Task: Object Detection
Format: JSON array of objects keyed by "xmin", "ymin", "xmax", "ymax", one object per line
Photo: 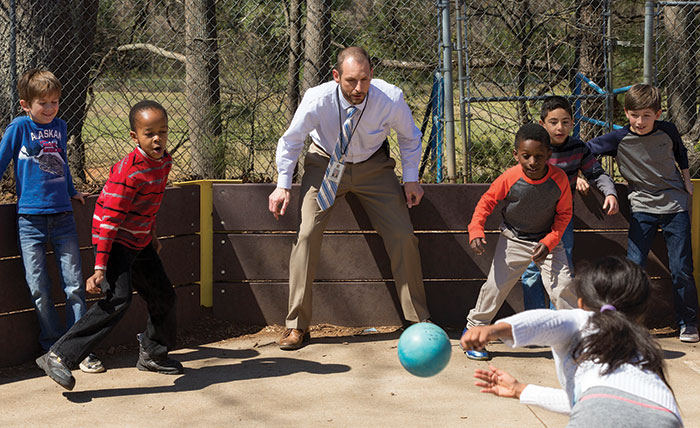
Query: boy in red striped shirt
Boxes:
[
  {"xmin": 463, "ymin": 123, "xmax": 578, "ymax": 361},
  {"xmin": 36, "ymin": 100, "xmax": 181, "ymax": 390}
]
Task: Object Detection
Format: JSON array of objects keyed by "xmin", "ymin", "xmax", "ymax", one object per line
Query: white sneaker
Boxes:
[
  {"xmin": 79, "ymin": 353, "xmax": 106, "ymax": 373},
  {"xmin": 680, "ymin": 325, "xmax": 700, "ymax": 343}
]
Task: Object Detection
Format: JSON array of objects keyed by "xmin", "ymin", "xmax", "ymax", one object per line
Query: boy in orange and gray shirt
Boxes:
[{"xmin": 463, "ymin": 123, "xmax": 578, "ymax": 360}]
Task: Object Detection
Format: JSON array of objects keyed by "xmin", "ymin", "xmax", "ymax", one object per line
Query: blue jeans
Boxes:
[
  {"xmin": 627, "ymin": 211, "xmax": 698, "ymax": 328},
  {"xmin": 18, "ymin": 213, "xmax": 86, "ymax": 350},
  {"xmin": 521, "ymin": 219, "xmax": 574, "ymax": 310}
]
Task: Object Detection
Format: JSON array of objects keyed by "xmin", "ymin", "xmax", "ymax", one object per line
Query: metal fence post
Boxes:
[
  {"xmin": 643, "ymin": 1, "xmax": 656, "ymax": 85},
  {"xmin": 454, "ymin": 0, "xmax": 468, "ymax": 183},
  {"xmin": 9, "ymin": 0, "xmax": 18, "ymax": 111},
  {"xmin": 439, "ymin": 0, "xmax": 456, "ymax": 183}
]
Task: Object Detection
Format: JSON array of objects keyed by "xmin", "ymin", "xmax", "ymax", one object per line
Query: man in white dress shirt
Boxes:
[{"xmin": 268, "ymin": 46, "xmax": 431, "ymax": 350}]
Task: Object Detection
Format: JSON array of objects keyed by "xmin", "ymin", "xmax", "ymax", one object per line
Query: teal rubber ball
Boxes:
[{"xmin": 397, "ymin": 322, "xmax": 452, "ymax": 377}]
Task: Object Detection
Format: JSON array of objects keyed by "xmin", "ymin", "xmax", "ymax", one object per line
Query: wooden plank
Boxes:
[
  {"xmin": 0, "ymin": 258, "xmax": 32, "ymax": 313},
  {"xmin": 212, "ymin": 183, "xmax": 360, "ymax": 232},
  {"xmin": 572, "ymin": 232, "xmax": 670, "ymax": 278},
  {"xmin": 0, "ymin": 250, "xmax": 96, "ymax": 313},
  {"xmin": 410, "ymin": 184, "xmax": 501, "ymax": 230},
  {"xmin": 72, "ymin": 197, "xmax": 98, "ymax": 247},
  {"xmin": 0, "ymin": 312, "xmax": 42, "ymax": 367},
  {"xmin": 212, "ymin": 277, "xmax": 674, "ymax": 330},
  {"xmin": 573, "ymin": 184, "xmax": 630, "ymax": 230},
  {"xmin": 212, "ymin": 183, "xmax": 506, "ymax": 232},
  {"xmin": 159, "ymin": 235, "xmax": 200, "ymax": 286},
  {"xmin": 157, "ymin": 186, "xmax": 200, "ymax": 236},
  {"xmin": 0, "ymin": 204, "xmax": 19, "ymax": 257},
  {"xmin": 212, "ymin": 183, "xmax": 644, "ymax": 232},
  {"xmin": 213, "ymin": 280, "xmax": 521, "ymax": 329},
  {"xmin": 213, "ymin": 233, "xmax": 500, "ymax": 282},
  {"xmin": 212, "ymin": 231, "xmax": 671, "ymax": 282},
  {"xmin": 0, "ymin": 236, "xmax": 198, "ymax": 314},
  {"xmin": 0, "ymin": 284, "xmax": 201, "ymax": 368},
  {"xmin": 0, "ymin": 198, "xmax": 95, "ymax": 256},
  {"xmin": 1, "ymin": 186, "xmax": 198, "ymax": 258}
]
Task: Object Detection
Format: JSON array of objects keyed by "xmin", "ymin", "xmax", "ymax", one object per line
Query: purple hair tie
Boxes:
[{"xmin": 600, "ymin": 304, "xmax": 616, "ymax": 313}]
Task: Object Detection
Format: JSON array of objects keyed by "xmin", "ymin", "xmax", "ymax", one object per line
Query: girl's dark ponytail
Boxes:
[{"xmin": 572, "ymin": 257, "xmax": 670, "ymax": 390}]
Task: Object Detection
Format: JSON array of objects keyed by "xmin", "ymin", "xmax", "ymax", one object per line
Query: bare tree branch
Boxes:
[{"xmin": 116, "ymin": 43, "xmax": 185, "ymax": 62}]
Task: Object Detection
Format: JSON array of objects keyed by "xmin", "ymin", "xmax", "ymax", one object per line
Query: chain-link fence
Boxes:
[
  {"xmin": 1, "ymin": 0, "xmax": 699, "ymax": 196},
  {"xmin": 655, "ymin": 1, "xmax": 700, "ymax": 176},
  {"xmin": 0, "ymin": 0, "xmax": 439, "ymax": 192},
  {"xmin": 458, "ymin": 0, "xmax": 617, "ymax": 183}
]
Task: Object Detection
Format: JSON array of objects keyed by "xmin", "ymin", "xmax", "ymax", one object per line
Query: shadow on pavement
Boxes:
[
  {"xmin": 62, "ymin": 356, "xmax": 351, "ymax": 403},
  {"xmin": 662, "ymin": 349, "xmax": 686, "ymax": 360}
]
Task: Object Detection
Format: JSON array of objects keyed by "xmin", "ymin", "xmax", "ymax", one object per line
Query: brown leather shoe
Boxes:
[{"xmin": 279, "ymin": 328, "xmax": 310, "ymax": 350}]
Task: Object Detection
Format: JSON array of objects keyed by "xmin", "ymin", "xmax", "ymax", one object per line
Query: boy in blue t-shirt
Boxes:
[
  {"xmin": 0, "ymin": 69, "xmax": 104, "ymax": 371},
  {"xmin": 587, "ymin": 83, "xmax": 699, "ymax": 343}
]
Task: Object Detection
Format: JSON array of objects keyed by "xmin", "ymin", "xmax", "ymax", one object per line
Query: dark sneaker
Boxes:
[
  {"xmin": 36, "ymin": 352, "xmax": 75, "ymax": 390},
  {"xmin": 79, "ymin": 353, "xmax": 105, "ymax": 373},
  {"xmin": 136, "ymin": 353, "xmax": 184, "ymax": 374},
  {"xmin": 680, "ymin": 325, "xmax": 700, "ymax": 343},
  {"xmin": 136, "ymin": 334, "xmax": 183, "ymax": 374}
]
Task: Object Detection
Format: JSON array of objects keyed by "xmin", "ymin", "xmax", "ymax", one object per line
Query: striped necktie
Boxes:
[{"xmin": 317, "ymin": 106, "xmax": 358, "ymax": 210}]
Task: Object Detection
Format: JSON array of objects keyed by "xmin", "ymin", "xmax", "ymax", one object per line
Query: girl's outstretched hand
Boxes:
[
  {"xmin": 460, "ymin": 322, "xmax": 513, "ymax": 351},
  {"xmin": 474, "ymin": 365, "xmax": 526, "ymax": 399},
  {"xmin": 460, "ymin": 325, "xmax": 492, "ymax": 351}
]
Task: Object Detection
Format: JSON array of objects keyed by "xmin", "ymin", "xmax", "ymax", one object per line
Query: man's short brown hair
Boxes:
[
  {"xmin": 17, "ymin": 69, "xmax": 62, "ymax": 105},
  {"xmin": 624, "ymin": 83, "xmax": 661, "ymax": 112},
  {"xmin": 335, "ymin": 46, "xmax": 372, "ymax": 76}
]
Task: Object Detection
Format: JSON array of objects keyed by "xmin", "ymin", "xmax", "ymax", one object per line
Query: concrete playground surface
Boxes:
[{"xmin": 0, "ymin": 325, "xmax": 698, "ymax": 428}]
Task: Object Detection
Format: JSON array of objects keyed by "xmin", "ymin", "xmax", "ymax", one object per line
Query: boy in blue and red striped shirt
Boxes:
[
  {"xmin": 521, "ymin": 96, "xmax": 619, "ymax": 310},
  {"xmin": 36, "ymin": 100, "xmax": 182, "ymax": 390}
]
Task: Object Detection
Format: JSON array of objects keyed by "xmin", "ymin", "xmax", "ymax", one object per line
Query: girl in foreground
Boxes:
[{"xmin": 460, "ymin": 256, "xmax": 682, "ymax": 427}]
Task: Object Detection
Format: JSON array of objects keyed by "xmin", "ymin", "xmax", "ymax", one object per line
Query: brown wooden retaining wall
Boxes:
[
  {"xmin": 0, "ymin": 183, "xmax": 675, "ymax": 367},
  {"xmin": 211, "ymin": 183, "xmax": 674, "ymax": 329}
]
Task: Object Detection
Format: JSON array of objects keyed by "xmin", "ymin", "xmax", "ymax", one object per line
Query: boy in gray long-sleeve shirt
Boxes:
[{"xmin": 586, "ymin": 83, "xmax": 699, "ymax": 343}]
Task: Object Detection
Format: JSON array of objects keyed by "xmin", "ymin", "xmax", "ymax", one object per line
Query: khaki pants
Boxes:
[
  {"xmin": 466, "ymin": 228, "xmax": 577, "ymax": 329},
  {"xmin": 286, "ymin": 144, "xmax": 430, "ymax": 329}
]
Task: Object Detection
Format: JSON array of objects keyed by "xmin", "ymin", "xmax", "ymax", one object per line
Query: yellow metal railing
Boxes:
[{"xmin": 174, "ymin": 180, "xmax": 241, "ymax": 307}]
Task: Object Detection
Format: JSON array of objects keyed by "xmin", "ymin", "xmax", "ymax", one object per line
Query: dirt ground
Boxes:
[{"xmin": 1, "ymin": 319, "xmax": 699, "ymax": 428}]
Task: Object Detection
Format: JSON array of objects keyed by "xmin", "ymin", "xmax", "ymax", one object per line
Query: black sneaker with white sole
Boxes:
[
  {"xmin": 680, "ymin": 325, "xmax": 700, "ymax": 343},
  {"xmin": 79, "ymin": 353, "xmax": 106, "ymax": 373},
  {"xmin": 36, "ymin": 352, "xmax": 75, "ymax": 390}
]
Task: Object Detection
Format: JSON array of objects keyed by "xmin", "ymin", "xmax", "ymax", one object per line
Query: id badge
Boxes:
[{"xmin": 327, "ymin": 160, "xmax": 346, "ymax": 184}]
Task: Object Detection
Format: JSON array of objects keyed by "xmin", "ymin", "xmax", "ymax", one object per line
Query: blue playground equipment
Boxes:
[
  {"xmin": 419, "ymin": 71, "xmax": 445, "ymax": 183},
  {"xmin": 573, "ymin": 72, "xmax": 630, "ymax": 139}
]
